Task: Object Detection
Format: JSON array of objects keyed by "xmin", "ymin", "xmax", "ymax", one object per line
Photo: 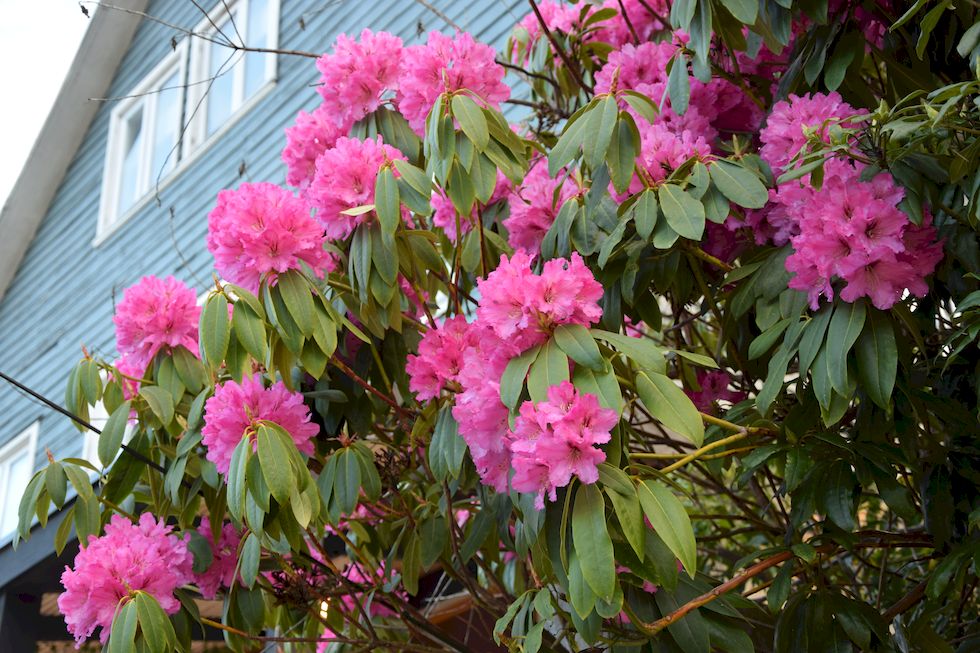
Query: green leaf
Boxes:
[
  {"xmin": 749, "ymin": 317, "xmax": 792, "ymax": 360},
  {"xmin": 239, "ymin": 532, "xmax": 261, "ymax": 588},
  {"xmin": 45, "ymin": 462, "xmax": 67, "ymax": 509},
  {"xmin": 607, "ymin": 114, "xmax": 639, "ymax": 194},
  {"xmin": 451, "ymin": 94, "xmax": 489, "ymax": 150},
  {"xmin": 821, "ymin": 460, "xmax": 856, "ymax": 529},
  {"xmin": 549, "ymin": 101, "xmax": 594, "ymax": 176},
  {"xmin": 374, "ymin": 166, "xmax": 401, "ymax": 235},
  {"xmin": 226, "ymin": 437, "xmax": 250, "ymax": 521},
  {"xmin": 709, "ymin": 160, "xmax": 768, "ymax": 209},
  {"xmin": 430, "ymin": 406, "xmax": 467, "ymax": 481},
  {"xmin": 603, "ymin": 481, "xmax": 645, "ymax": 559},
  {"xmin": 826, "ymin": 300, "xmax": 866, "ymax": 395},
  {"xmin": 666, "ymin": 53, "xmax": 691, "ymax": 115},
  {"xmin": 637, "ymin": 480, "xmax": 697, "ymax": 577},
  {"xmin": 854, "ymin": 310, "xmax": 897, "ymax": 409},
  {"xmin": 720, "ymin": 0, "xmax": 757, "ymax": 23},
  {"xmin": 635, "ymin": 371, "xmax": 704, "ymax": 447},
  {"xmin": 633, "ymin": 189, "xmax": 659, "ymax": 240},
  {"xmin": 98, "ymin": 400, "xmax": 131, "ymax": 467},
  {"xmin": 654, "ymin": 588, "xmax": 709, "ymax": 653},
  {"xmin": 591, "ymin": 329, "xmax": 666, "ymax": 373},
  {"xmin": 527, "ymin": 339, "xmax": 569, "ymax": 404},
  {"xmin": 393, "ymin": 159, "xmax": 432, "ymax": 196},
  {"xmin": 757, "ymin": 318, "xmax": 806, "ymax": 413},
  {"xmin": 659, "ymin": 184, "xmax": 705, "ymax": 240},
  {"xmin": 572, "ymin": 484, "xmax": 616, "ymax": 599},
  {"xmin": 233, "ymin": 302, "xmax": 268, "ymax": 363},
  {"xmin": 134, "ymin": 591, "xmax": 177, "ymax": 651},
  {"xmin": 139, "ymin": 386, "xmax": 174, "ymax": 426},
  {"xmin": 572, "ymin": 362, "xmax": 624, "ymax": 416},
  {"xmin": 798, "ymin": 303, "xmax": 833, "ymax": 378},
  {"xmin": 199, "ymin": 293, "xmax": 230, "ymax": 371},
  {"xmin": 500, "ymin": 346, "xmax": 540, "ymax": 411},
  {"xmin": 335, "ymin": 448, "xmax": 362, "ymax": 515},
  {"xmin": 256, "ymin": 425, "xmax": 295, "ymax": 505},
  {"xmin": 276, "ymin": 271, "xmax": 315, "ymax": 337},
  {"xmin": 108, "ymin": 600, "xmax": 139, "ymax": 653},
  {"xmin": 585, "ymin": 95, "xmax": 619, "ymax": 170},
  {"xmin": 567, "ymin": 550, "xmax": 596, "ymax": 619},
  {"xmin": 554, "ymin": 324, "xmax": 604, "ymax": 371},
  {"xmin": 171, "ymin": 345, "xmax": 206, "ymax": 393},
  {"xmin": 769, "ymin": 562, "xmax": 793, "ymax": 613},
  {"xmin": 402, "ymin": 533, "xmax": 422, "ymax": 595}
]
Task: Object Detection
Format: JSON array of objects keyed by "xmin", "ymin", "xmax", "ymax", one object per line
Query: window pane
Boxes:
[
  {"xmin": 207, "ymin": 17, "xmax": 236, "ymax": 135},
  {"xmin": 1, "ymin": 451, "xmax": 33, "ymax": 538},
  {"xmin": 150, "ymin": 71, "xmax": 181, "ymax": 181},
  {"xmin": 244, "ymin": 0, "xmax": 270, "ymax": 98},
  {"xmin": 117, "ymin": 107, "xmax": 144, "ymax": 215}
]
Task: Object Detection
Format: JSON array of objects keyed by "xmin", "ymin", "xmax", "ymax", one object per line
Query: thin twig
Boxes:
[{"xmin": 527, "ymin": 0, "xmax": 592, "ymax": 93}]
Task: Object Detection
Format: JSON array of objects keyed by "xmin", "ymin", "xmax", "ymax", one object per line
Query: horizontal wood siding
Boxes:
[{"xmin": 0, "ymin": 0, "xmax": 525, "ymax": 475}]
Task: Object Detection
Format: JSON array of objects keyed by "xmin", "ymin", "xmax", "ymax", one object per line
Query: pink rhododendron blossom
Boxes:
[
  {"xmin": 406, "ymin": 315, "xmax": 482, "ymax": 400},
  {"xmin": 307, "ymin": 136, "xmax": 406, "ymax": 240},
  {"xmin": 58, "ymin": 514, "xmax": 193, "ymax": 646},
  {"xmin": 771, "ymin": 161, "xmax": 943, "ymax": 309},
  {"xmin": 282, "ymin": 104, "xmax": 350, "ymax": 191},
  {"xmin": 398, "ymin": 32, "xmax": 509, "ymax": 133},
  {"xmin": 687, "ymin": 371, "xmax": 745, "ymax": 413},
  {"xmin": 477, "ymin": 251, "xmax": 603, "ymax": 350},
  {"xmin": 627, "ymin": 122, "xmax": 709, "ymax": 193},
  {"xmin": 315, "ymin": 30, "xmax": 404, "ymax": 127},
  {"xmin": 759, "ymin": 92, "xmax": 860, "ymax": 171},
  {"xmin": 113, "ymin": 275, "xmax": 200, "ymax": 373},
  {"xmin": 201, "ymin": 374, "xmax": 319, "ymax": 474},
  {"xmin": 112, "ymin": 354, "xmax": 145, "ymax": 401},
  {"xmin": 194, "ymin": 518, "xmax": 242, "ymax": 600},
  {"xmin": 504, "ymin": 160, "xmax": 581, "ymax": 252},
  {"xmin": 207, "ymin": 182, "xmax": 335, "ymax": 294},
  {"xmin": 511, "ymin": 382, "xmax": 617, "ymax": 508}
]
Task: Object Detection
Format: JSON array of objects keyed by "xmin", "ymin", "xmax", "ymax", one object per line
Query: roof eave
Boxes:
[{"xmin": 0, "ymin": 0, "xmax": 149, "ymax": 303}]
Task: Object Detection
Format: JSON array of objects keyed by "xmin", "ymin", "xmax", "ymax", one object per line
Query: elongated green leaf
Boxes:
[
  {"xmin": 139, "ymin": 386, "xmax": 174, "ymax": 426},
  {"xmin": 709, "ymin": 160, "xmax": 768, "ymax": 209},
  {"xmin": 256, "ymin": 425, "xmax": 295, "ymax": 504},
  {"xmin": 108, "ymin": 600, "xmax": 139, "ymax": 653},
  {"xmin": 637, "ymin": 480, "xmax": 697, "ymax": 577},
  {"xmin": 45, "ymin": 462, "xmax": 67, "ymax": 509},
  {"xmin": 798, "ymin": 303, "xmax": 833, "ymax": 378},
  {"xmin": 826, "ymin": 300, "xmax": 866, "ymax": 395},
  {"xmin": 635, "ymin": 371, "xmax": 704, "ymax": 446},
  {"xmin": 854, "ymin": 310, "xmax": 897, "ymax": 409},
  {"xmin": 233, "ymin": 302, "xmax": 268, "ymax": 363},
  {"xmin": 451, "ymin": 94, "xmax": 489, "ymax": 150},
  {"xmin": 666, "ymin": 53, "xmax": 690, "ymax": 115},
  {"xmin": 720, "ymin": 0, "xmax": 757, "ymax": 23},
  {"xmin": 585, "ymin": 95, "xmax": 619, "ymax": 170},
  {"xmin": 603, "ymin": 480, "xmax": 644, "ymax": 559},
  {"xmin": 500, "ymin": 345, "xmax": 539, "ymax": 411},
  {"xmin": 276, "ymin": 271, "xmax": 315, "ymax": 337},
  {"xmin": 98, "ymin": 401, "xmax": 131, "ymax": 467},
  {"xmin": 572, "ymin": 484, "xmax": 616, "ymax": 599},
  {"xmin": 633, "ymin": 189, "xmax": 659, "ymax": 240},
  {"xmin": 591, "ymin": 329, "xmax": 666, "ymax": 373},
  {"xmin": 199, "ymin": 293, "xmax": 230, "ymax": 371},
  {"xmin": 549, "ymin": 101, "xmax": 595, "ymax": 176},
  {"xmin": 375, "ymin": 166, "xmax": 401, "ymax": 235},
  {"xmin": 527, "ymin": 340, "xmax": 569, "ymax": 403},
  {"xmin": 607, "ymin": 114, "xmax": 638, "ymax": 194},
  {"xmin": 659, "ymin": 184, "xmax": 705, "ymax": 240},
  {"xmin": 554, "ymin": 324, "xmax": 603, "ymax": 371},
  {"xmin": 226, "ymin": 437, "xmax": 250, "ymax": 521},
  {"xmin": 402, "ymin": 532, "xmax": 422, "ymax": 595},
  {"xmin": 134, "ymin": 591, "xmax": 177, "ymax": 651},
  {"xmin": 239, "ymin": 532, "xmax": 261, "ymax": 588},
  {"xmin": 572, "ymin": 362, "xmax": 624, "ymax": 416},
  {"xmin": 430, "ymin": 406, "xmax": 467, "ymax": 481}
]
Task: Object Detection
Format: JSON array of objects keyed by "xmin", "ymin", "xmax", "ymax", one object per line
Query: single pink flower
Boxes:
[
  {"xmin": 113, "ymin": 275, "xmax": 200, "ymax": 373},
  {"xmin": 207, "ymin": 182, "xmax": 335, "ymax": 294},
  {"xmin": 282, "ymin": 104, "xmax": 350, "ymax": 191},
  {"xmin": 316, "ymin": 30, "xmax": 404, "ymax": 127}
]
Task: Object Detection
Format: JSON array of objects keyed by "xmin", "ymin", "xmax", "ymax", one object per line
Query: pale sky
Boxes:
[{"xmin": 0, "ymin": 1, "xmax": 90, "ymax": 205}]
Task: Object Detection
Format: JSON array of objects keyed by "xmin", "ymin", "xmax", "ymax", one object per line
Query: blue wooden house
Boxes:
[{"xmin": 0, "ymin": 0, "xmax": 521, "ymax": 648}]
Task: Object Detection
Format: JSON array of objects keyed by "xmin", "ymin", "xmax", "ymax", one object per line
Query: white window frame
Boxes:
[
  {"xmin": 96, "ymin": 39, "xmax": 189, "ymax": 242},
  {"xmin": 184, "ymin": 0, "xmax": 281, "ymax": 153},
  {"xmin": 0, "ymin": 421, "xmax": 39, "ymax": 540}
]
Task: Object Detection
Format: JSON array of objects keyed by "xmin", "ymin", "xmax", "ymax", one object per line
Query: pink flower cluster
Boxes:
[
  {"xmin": 750, "ymin": 93, "xmax": 944, "ymax": 310},
  {"xmin": 194, "ymin": 517, "xmax": 242, "ymax": 600},
  {"xmin": 58, "ymin": 514, "xmax": 193, "ymax": 646},
  {"xmin": 477, "ymin": 251, "xmax": 603, "ymax": 350},
  {"xmin": 316, "ymin": 29, "xmax": 404, "ymax": 127},
  {"xmin": 306, "ymin": 136, "xmax": 406, "ymax": 240},
  {"xmin": 282, "ymin": 104, "xmax": 349, "ymax": 191},
  {"xmin": 398, "ymin": 32, "xmax": 509, "ymax": 133},
  {"xmin": 503, "ymin": 160, "xmax": 582, "ymax": 252},
  {"xmin": 759, "ymin": 92, "xmax": 860, "ymax": 172},
  {"xmin": 408, "ymin": 253, "xmax": 610, "ymax": 500},
  {"xmin": 113, "ymin": 275, "xmax": 200, "ymax": 376},
  {"xmin": 201, "ymin": 374, "xmax": 319, "ymax": 474},
  {"xmin": 207, "ymin": 182, "xmax": 335, "ymax": 294},
  {"xmin": 511, "ymin": 381, "xmax": 617, "ymax": 508},
  {"xmin": 629, "ymin": 121, "xmax": 709, "ymax": 192},
  {"xmin": 781, "ymin": 160, "xmax": 943, "ymax": 309}
]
